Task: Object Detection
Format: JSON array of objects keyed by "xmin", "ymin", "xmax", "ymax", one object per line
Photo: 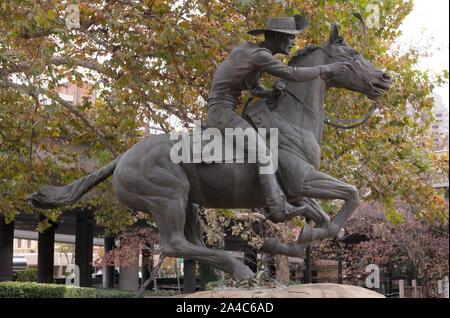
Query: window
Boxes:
[{"xmin": 17, "ymin": 239, "xmax": 22, "ymax": 248}]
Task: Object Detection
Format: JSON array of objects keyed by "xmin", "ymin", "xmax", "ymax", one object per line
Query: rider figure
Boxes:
[{"xmin": 206, "ymin": 15, "xmax": 351, "ymax": 223}]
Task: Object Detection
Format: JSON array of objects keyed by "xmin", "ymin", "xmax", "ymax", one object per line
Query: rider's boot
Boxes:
[{"xmin": 258, "ymin": 172, "xmax": 305, "ymax": 223}]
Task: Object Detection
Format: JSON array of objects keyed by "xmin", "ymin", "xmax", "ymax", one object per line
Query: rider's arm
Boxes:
[{"xmin": 252, "ymin": 48, "xmax": 321, "ymax": 82}]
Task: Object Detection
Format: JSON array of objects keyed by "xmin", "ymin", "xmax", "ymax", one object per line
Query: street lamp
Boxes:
[{"xmin": 337, "ymin": 228, "xmax": 345, "ymax": 284}]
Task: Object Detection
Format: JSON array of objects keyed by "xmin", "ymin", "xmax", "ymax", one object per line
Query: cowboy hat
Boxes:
[{"xmin": 247, "ymin": 15, "xmax": 308, "ymax": 36}]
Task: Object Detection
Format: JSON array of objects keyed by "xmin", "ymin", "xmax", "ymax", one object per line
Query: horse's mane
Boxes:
[{"xmin": 288, "ymin": 44, "xmax": 320, "ymax": 66}]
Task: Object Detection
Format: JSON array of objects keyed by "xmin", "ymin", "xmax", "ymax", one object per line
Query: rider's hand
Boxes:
[
  {"xmin": 320, "ymin": 62, "xmax": 352, "ymax": 80},
  {"xmin": 272, "ymin": 80, "xmax": 287, "ymax": 99}
]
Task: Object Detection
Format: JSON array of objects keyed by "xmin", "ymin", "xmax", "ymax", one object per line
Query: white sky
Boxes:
[{"xmin": 396, "ymin": 0, "xmax": 449, "ymax": 109}]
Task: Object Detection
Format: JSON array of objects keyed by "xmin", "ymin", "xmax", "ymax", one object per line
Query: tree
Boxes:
[
  {"xmin": 97, "ymin": 220, "xmax": 160, "ymax": 274},
  {"xmin": 0, "ymin": 1, "xmax": 447, "ymax": 237},
  {"xmin": 312, "ymin": 201, "xmax": 449, "ymax": 295},
  {"xmin": 55, "ymin": 242, "xmax": 75, "ymax": 266}
]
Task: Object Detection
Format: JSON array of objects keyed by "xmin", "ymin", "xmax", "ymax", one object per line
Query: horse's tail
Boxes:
[{"xmin": 28, "ymin": 156, "xmax": 121, "ymax": 209}]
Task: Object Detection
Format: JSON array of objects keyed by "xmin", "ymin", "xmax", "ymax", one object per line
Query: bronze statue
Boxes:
[
  {"xmin": 29, "ymin": 15, "xmax": 390, "ymax": 280},
  {"xmin": 206, "ymin": 15, "xmax": 352, "ymax": 224}
]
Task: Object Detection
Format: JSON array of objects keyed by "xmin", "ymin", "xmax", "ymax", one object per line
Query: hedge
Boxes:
[
  {"xmin": 15, "ymin": 268, "xmax": 38, "ymax": 282},
  {"xmin": 0, "ymin": 281, "xmax": 99, "ymax": 298},
  {"xmin": 98, "ymin": 288, "xmax": 179, "ymax": 298},
  {"xmin": 0, "ymin": 281, "xmax": 182, "ymax": 298}
]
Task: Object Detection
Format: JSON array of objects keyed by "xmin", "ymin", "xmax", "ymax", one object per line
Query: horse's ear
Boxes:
[{"xmin": 329, "ymin": 22, "xmax": 340, "ymax": 43}]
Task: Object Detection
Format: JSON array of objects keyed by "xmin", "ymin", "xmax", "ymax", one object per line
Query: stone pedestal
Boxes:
[
  {"xmin": 119, "ymin": 250, "xmax": 139, "ymax": 292},
  {"xmin": 276, "ymin": 255, "xmax": 290, "ymax": 282},
  {"xmin": 175, "ymin": 283, "xmax": 385, "ymax": 298}
]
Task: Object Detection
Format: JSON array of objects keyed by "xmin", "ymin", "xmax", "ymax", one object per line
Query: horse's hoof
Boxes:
[
  {"xmin": 297, "ymin": 223, "xmax": 314, "ymax": 244},
  {"xmin": 289, "ymin": 242, "xmax": 310, "ymax": 257},
  {"xmin": 267, "ymin": 213, "xmax": 283, "ymax": 223},
  {"xmin": 260, "ymin": 238, "xmax": 279, "ymax": 253},
  {"xmin": 233, "ymin": 266, "xmax": 255, "ymax": 281}
]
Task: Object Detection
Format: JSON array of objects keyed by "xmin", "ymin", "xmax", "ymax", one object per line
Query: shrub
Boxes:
[
  {"xmin": 97, "ymin": 288, "xmax": 179, "ymax": 298},
  {"xmin": 64, "ymin": 286, "xmax": 99, "ymax": 298},
  {"xmin": 0, "ymin": 281, "xmax": 181, "ymax": 298},
  {"xmin": 0, "ymin": 282, "xmax": 66, "ymax": 298},
  {"xmin": 0, "ymin": 281, "xmax": 99, "ymax": 298},
  {"xmin": 97, "ymin": 288, "xmax": 137, "ymax": 298},
  {"xmin": 16, "ymin": 268, "xmax": 38, "ymax": 282}
]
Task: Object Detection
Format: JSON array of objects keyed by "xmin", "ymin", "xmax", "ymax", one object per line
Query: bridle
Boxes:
[{"xmin": 284, "ymin": 12, "xmax": 380, "ymax": 130}]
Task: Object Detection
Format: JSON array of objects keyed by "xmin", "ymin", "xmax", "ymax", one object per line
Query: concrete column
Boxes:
[
  {"xmin": 399, "ymin": 279, "xmax": 405, "ymax": 298},
  {"xmin": 183, "ymin": 259, "xmax": 196, "ymax": 294},
  {"xmin": 119, "ymin": 250, "xmax": 139, "ymax": 292},
  {"xmin": 75, "ymin": 209, "xmax": 94, "ymax": 287},
  {"xmin": 102, "ymin": 236, "xmax": 115, "ymax": 288},
  {"xmin": 0, "ymin": 216, "xmax": 14, "ymax": 282},
  {"xmin": 444, "ymin": 276, "xmax": 449, "ymax": 298},
  {"xmin": 438, "ymin": 279, "xmax": 443, "ymax": 296},
  {"xmin": 276, "ymin": 255, "xmax": 290, "ymax": 282},
  {"xmin": 37, "ymin": 217, "xmax": 57, "ymax": 283}
]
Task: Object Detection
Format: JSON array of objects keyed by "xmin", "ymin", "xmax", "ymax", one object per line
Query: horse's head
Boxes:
[{"xmin": 320, "ymin": 22, "xmax": 391, "ymax": 100}]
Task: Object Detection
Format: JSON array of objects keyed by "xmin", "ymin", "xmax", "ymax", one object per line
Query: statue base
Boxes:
[{"xmin": 177, "ymin": 283, "xmax": 385, "ymax": 298}]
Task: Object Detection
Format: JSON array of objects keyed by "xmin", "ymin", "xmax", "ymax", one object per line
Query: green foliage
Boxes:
[
  {"xmin": 15, "ymin": 268, "xmax": 38, "ymax": 282},
  {"xmin": 63, "ymin": 286, "xmax": 100, "ymax": 298},
  {"xmin": 0, "ymin": 281, "xmax": 66, "ymax": 298},
  {"xmin": 0, "ymin": 281, "xmax": 98, "ymax": 298}
]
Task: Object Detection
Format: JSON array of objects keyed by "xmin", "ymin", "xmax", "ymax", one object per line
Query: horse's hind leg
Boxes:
[
  {"xmin": 115, "ymin": 159, "xmax": 254, "ymax": 280},
  {"xmin": 152, "ymin": 198, "xmax": 254, "ymax": 280},
  {"xmin": 184, "ymin": 203, "xmax": 206, "ymax": 249}
]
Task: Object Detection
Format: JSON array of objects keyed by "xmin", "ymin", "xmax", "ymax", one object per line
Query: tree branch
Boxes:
[
  {"xmin": 0, "ymin": 56, "xmax": 112, "ymax": 78},
  {"xmin": 0, "ymin": 80, "xmax": 119, "ymax": 156}
]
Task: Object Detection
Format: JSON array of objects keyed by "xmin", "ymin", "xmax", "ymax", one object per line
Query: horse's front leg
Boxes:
[
  {"xmin": 261, "ymin": 170, "xmax": 359, "ymax": 256},
  {"xmin": 296, "ymin": 170, "xmax": 359, "ymax": 243}
]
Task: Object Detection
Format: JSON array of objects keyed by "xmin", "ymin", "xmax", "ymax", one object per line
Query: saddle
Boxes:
[
  {"xmin": 198, "ymin": 99, "xmax": 274, "ymax": 132},
  {"xmin": 179, "ymin": 99, "xmax": 275, "ymax": 164},
  {"xmin": 242, "ymin": 98, "xmax": 275, "ymax": 132}
]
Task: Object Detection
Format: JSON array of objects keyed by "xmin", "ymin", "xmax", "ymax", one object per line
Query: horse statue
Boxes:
[{"xmin": 28, "ymin": 21, "xmax": 390, "ymax": 280}]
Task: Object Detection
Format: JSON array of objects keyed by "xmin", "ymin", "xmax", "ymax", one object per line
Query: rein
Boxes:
[
  {"xmin": 283, "ymin": 49, "xmax": 380, "ymax": 130},
  {"xmin": 284, "ymin": 86, "xmax": 379, "ymax": 130},
  {"xmin": 283, "ymin": 26, "xmax": 379, "ymax": 130}
]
